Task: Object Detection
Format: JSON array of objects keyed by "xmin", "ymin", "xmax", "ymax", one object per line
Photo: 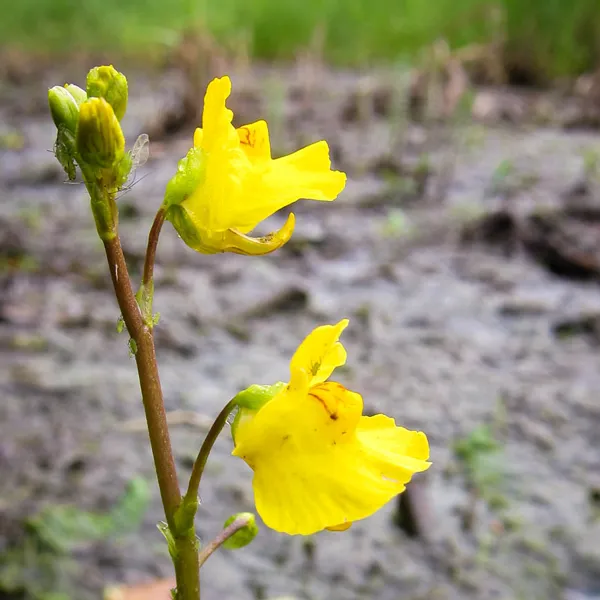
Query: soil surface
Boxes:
[{"xmin": 1, "ymin": 64, "xmax": 600, "ymax": 600}]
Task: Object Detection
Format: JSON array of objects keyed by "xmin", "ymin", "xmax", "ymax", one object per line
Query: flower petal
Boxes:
[
  {"xmin": 169, "ymin": 207, "xmax": 295, "ymax": 255},
  {"xmin": 233, "ymin": 382, "xmax": 362, "ymax": 461},
  {"xmin": 307, "ymin": 382, "xmax": 362, "ymax": 435},
  {"xmin": 200, "ymin": 76, "xmax": 237, "ymax": 151},
  {"xmin": 220, "ymin": 213, "xmax": 295, "ymax": 255},
  {"xmin": 247, "ymin": 406, "xmax": 429, "ymax": 535},
  {"xmin": 357, "ymin": 414, "xmax": 430, "ymax": 461},
  {"xmin": 184, "ymin": 144, "xmax": 249, "ymax": 231},
  {"xmin": 183, "ymin": 77, "xmax": 252, "ymax": 231},
  {"xmin": 356, "ymin": 415, "xmax": 431, "ymax": 481},
  {"xmin": 237, "ymin": 120, "xmax": 271, "ymax": 162},
  {"xmin": 289, "ymin": 320, "xmax": 348, "ymax": 391},
  {"xmin": 222, "ymin": 140, "xmax": 346, "ymax": 233},
  {"xmin": 193, "ymin": 127, "xmax": 203, "ymax": 148},
  {"xmin": 327, "ymin": 522, "xmax": 352, "ymax": 532},
  {"xmin": 271, "ymin": 141, "xmax": 346, "ymax": 200}
]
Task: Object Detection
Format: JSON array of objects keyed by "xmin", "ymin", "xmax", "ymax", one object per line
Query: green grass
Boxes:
[
  {"xmin": 502, "ymin": 0, "xmax": 600, "ymax": 79},
  {"xmin": 0, "ymin": 0, "xmax": 599, "ymax": 78}
]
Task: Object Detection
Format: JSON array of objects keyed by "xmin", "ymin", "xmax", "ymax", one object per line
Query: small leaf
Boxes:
[
  {"xmin": 157, "ymin": 522, "xmax": 177, "ymax": 560},
  {"xmin": 54, "ymin": 126, "xmax": 77, "ymax": 181},
  {"xmin": 128, "ymin": 338, "xmax": 137, "ymax": 357},
  {"xmin": 116, "ymin": 315, "xmax": 125, "ymax": 333}
]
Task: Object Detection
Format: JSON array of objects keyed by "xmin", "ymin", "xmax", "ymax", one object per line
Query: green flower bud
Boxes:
[
  {"xmin": 222, "ymin": 513, "xmax": 258, "ymax": 549},
  {"xmin": 76, "ymin": 97, "xmax": 125, "ymax": 168},
  {"xmin": 64, "ymin": 84, "xmax": 87, "ymax": 107},
  {"xmin": 48, "ymin": 86, "xmax": 80, "ymax": 133},
  {"xmin": 86, "ymin": 65, "xmax": 128, "ymax": 121}
]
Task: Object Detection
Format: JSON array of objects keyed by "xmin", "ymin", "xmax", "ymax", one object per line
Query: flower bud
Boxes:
[
  {"xmin": 76, "ymin": 97, "xmax": 125, "ymax": 168},
  {"xmin": 48, "ymin": 86, "xmax": 80, "ymax": 133},
  {"xmin": 64, "ymin": 84, "xmax": 87, "ymax": 106},
  {"xmin": 86, "ymin": 65, "xmax": 128, "ymax": 121},
  {"xmin": 222, "ymin": 513, "xmax": 258, "ymax": 549}
]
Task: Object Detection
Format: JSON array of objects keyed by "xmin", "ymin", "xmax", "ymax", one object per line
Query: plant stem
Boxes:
[
  {"xmin": 174, "ymin": 534, "xmax": 201, "ymax": 598},
  {"xmin": 104, "ymin": 226, "xmax": 201, "ymax": 599},
  {"xmin": 103, "ymin": 234, "xmax": 181, "ymax": 527},
  {"xmin": 143, "ymin": 207, "xmax": 166, "ymax": 289},
  {"xmin": 184, "ymin": 400, "xmax": 237, "ymax": 507},
  {"xmin": 197, "ymin": 515, "xmax": 252, "ymax": 568}
]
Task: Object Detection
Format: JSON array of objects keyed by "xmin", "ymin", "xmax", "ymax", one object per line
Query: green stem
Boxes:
[
  {"xmin": 137, "ymin": 207, "xmax": 166, "ymax": 326},
  {"xmin": 143, "ymin": 207, "xmax": 166, "ymax": 289},
  {"xmin": 103, "ymin": 234, "xmax": 181, "ymax": 526},
  {"xmin": 174, "ymin": 534, "xmax": 201, "ymax": 598},
  {"xmin": 184, "ymin": 400, "xmax": 237, "ymax": 508},
  {"xmin": 102, "ymin": 202, "xmax": 200, "ymax": 599},
  {"xmin": 197, "ymin": 515, "xmax": 252, "ymax": 568}
]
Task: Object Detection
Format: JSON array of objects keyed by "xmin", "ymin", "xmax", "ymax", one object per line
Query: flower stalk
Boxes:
[
  {"xmin": 138, "ymin": 207, "xmax": 166, "ymax": 326},
  {"xmin": 143, "ymin": 207, "xmax": 166, "ymax": 291},
  {"xmin": 197, "ymin": 514, "xmax": 256, "ymax": 568},
  {"xmin": 182, "ymin": 400, "xmax": 238, "ymax": 518},
  {"xmin": 101, "ymin": 189, "xmax": 199, "ymax": 599}
]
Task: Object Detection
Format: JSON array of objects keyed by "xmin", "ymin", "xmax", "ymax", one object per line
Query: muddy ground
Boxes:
[{"xmin": 1, "ymin": 64, "xmax": 600, "ymax": 600}]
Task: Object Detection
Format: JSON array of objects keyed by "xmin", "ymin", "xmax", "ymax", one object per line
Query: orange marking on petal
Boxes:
[
  {"xmin": 309, "ymin": 389, "xmax": 339, "ymax": 420},
  {"xmin": 238, "ymin": 126, "xmax": 255, "ymax": 148}
]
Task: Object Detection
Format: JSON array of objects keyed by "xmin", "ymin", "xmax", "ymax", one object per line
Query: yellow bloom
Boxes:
[
  {"xmin": 232, "ymin": 320, "xmax": 431, "ymax": 535},
  {"xmin": 164, "ymin": 76, "xmax": 346, "ymax": 255}
]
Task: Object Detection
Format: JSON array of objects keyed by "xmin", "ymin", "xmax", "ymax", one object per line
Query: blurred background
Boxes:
[{"xmin": 1, "ymin": 1, "xmax": 600, "ymax": 599}]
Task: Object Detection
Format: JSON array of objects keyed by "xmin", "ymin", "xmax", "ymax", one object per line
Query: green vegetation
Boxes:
[
  {"xmin": 454, "ymin": 424, "xmax": 507, "ymax": 507},
  {"xmin": 0, "ymin": 478, "xmax": 149, "ymax": 600},
  {"xmin": 0, "ymin": 0, "xmax": 598, "ymax": 79}
]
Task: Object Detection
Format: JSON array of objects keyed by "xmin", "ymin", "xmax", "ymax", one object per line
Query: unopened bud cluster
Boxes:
[
  {"xmin": 48, "ymin": 65, "xmax": 129, "ymax": 180},
  {"xmin": 48, "ymin": 65, "xmax": 135, "ymax": 239}
]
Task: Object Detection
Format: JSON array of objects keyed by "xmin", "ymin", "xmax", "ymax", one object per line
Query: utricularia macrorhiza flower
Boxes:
[
  {"xmin": 232, "ymin": 320, "xmax": 431, "ymax": 535},
  {"xmin": 163, "ymin": 76, "xmax": 346, "ymax": 255}
]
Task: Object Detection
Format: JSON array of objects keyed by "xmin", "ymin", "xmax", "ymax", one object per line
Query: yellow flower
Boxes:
[
  {"xmin": 163, "ymin": 76, "xmax": 346, "ymax": 255},
  {"xmin": 232, "ymin": 320, "xmax": 431, "ymax": 535}
]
